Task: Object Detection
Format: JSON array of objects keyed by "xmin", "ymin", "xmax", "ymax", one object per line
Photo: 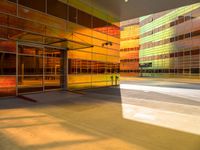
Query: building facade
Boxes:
[
  {"xmin": 0, "ymin": 0, "xmax": 120, "ymax": 97},
  {"xmin": 120, "ymin": 3, "xmax": 200, "ymax": 78},
  {"xmin": 120, "ymin": 19, "xmax": 140, "ymax": 76}
]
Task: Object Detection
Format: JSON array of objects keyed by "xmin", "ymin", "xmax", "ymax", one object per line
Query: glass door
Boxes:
[
  {"xmin": 18, "ymin": 44, "xmax": 43, "ymax": 94},
  {"xmin": 17, "ymin": 43, "xmax": 66, "ymax": 95}
]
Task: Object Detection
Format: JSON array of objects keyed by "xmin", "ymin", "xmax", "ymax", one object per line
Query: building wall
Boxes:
[
  {"xmin": 0, "ymin": 0, "xmax": 120, "ymax": 97},
  {"xmin": 120, "ymin": 19, "xmax": 140, "ymax": 77},
  {"xmin": 120, "ymin": 3, "xmax": 200, "ymax": 78}
]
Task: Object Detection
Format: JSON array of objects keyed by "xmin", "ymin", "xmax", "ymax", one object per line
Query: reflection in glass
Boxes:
[
  {"xmin": 44, "ymin": 75, "xmax": 61, "ymax": 90},
  {"xmin": 0, "ymin": 40, "xmax": 16, "ymax": 53},
  {"xmin": 0, "ymin": 0, "xmax": 120, "ymax": 94},
  {"xmin": 18, "ymin": 0, "xmax": 46, "ymax": 12},
  {"xmin": 18, "ymin": 55, "xmax": 43, "ymax": 75},
  {"xmin": 0, "ymin": 52, "xmax": 16, "ymax": 75},
  {"xmin": 44, "ymin": 48, "xmax": 62, "ymax": 90},
  {"xmin": 18, "ymin": 45, "xmax": 43, "ymax": 76},
  {"xmin": 44, "ymin": 48, "xmax": 62, "ymax": 75},
  {"xmin": 0, "ymin": 76, "xmax": 16, "ymax": 97},
  {"xmin": 18, "ymin": 76, "xmax": 43, "ymax": 94}
]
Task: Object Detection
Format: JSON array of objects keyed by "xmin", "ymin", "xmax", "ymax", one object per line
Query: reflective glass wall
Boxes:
[
  {"xmin": 0, "ymin": 0, "xmax": 120, "ymax": 97},
  {"xmin": 120, "ymin": 3, "xmax": 200, "ymax": 78}
]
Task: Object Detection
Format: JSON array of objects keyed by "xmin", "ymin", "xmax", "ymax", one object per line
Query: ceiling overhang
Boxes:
[{"xmin": 89, "ymin": 0, "xmax": 200, "ymax": 21}]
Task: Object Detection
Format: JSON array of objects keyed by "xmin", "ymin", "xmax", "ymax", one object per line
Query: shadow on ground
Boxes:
[{"xmin": 0, "ymin": 87, "xmax": 200, "ymax": 150}]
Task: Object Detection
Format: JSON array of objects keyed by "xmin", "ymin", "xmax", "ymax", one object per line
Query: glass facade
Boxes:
[
  {"xmin": 120, "ymin": 3, "xmax": 200, "ymax": 78},
  {"xmin": 0, "ymin": 0, "xmax": 120, "ymax": 97}
]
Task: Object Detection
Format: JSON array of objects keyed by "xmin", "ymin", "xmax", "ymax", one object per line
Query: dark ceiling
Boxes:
[{"xmin": 90, "ymin": 0, "xmax": 200, "ymax": 21}]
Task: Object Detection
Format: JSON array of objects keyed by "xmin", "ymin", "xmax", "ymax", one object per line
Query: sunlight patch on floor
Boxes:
[{"xmin": 120, "ymin": 84, "xmax": 200, "ymax": 102}]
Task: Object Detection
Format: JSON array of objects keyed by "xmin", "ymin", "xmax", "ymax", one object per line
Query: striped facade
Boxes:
[
  {"xmin": 120, "ymin": 19, "xmax": 140, "ymax": 76},
  {"xmin": 121, "ymin": 3, "xmax": 200, "ymax": 78}
]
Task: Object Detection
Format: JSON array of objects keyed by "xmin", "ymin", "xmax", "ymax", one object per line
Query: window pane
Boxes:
[
  {"xmin": 47, "ymin": 0, "xmax": 68, "ymax": 20},
  {"xmin": 78, "ymin": 10, "xmax": 91, "ymax": 28},
  {"xmin": 68, "ymin": 5, "xmax": 77, "ymax": 23},
  {"xmin": 8, "ymin": 16, "xmax": 45, "ymax": 35},
  {"xmin": 44, "ymin": 57, "xmax": 61, "ymax": 75},
  {"xmin": 18, "ymin": 55, "xmax": 43, "ymax": 75},
  {"xmin": 44, "ymin": 48, "xmax": 62, "ymax": 75},
  {"xmin": 93, "ymin": 16, "xmax": 107, "ymax": 28},
  {"xmin": 8, "ymin": 0, "xmax": 17, "ymax": 3},
  {"xmin": 0, "ymin": 0, "xmax": 17, "ymax": 15},
  {"xmin": 0, "ymin": 52, "xmax": 16, "ymax": 75},
  {"xmin": 0, "ymin": 40, "xmax": 16, "ymax": 53},
  {"xmin": 19, "ymin": 45, "xmax": 43, "ymax": 56},
  {"xmin": 44, "ymin": 75, "xmax": 61, "ymax": 90},
  {"xmin": 19, "ymin": 0, "xmax": 46, "ymax": 12},
  {"xmin": 0, "ymin": 26, "xmax": 8, "ymax": 39},
  {"xmin": 0, "ymin": 76, "xmax": 16, "ymax": 97},
  {"xmin": 18, "ymin": 76, "xmax": 43, "ymax": 93},
  {"xmin": 0, "ymin": 13, "xmax": 8, "ymax": 26}
]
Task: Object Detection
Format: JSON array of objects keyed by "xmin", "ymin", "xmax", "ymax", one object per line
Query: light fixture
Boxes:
[{"xmin": 125, "ymin": 0, "xmax": 128, "ymax": 2}]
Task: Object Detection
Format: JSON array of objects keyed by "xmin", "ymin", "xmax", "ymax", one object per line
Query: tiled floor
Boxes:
[{"xmin": 0, "ymin": 78, "xmax": 200, "ymax": 150}]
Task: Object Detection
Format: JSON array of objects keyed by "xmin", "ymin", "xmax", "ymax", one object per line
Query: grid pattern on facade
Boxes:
[{"xmin": 0, "ymin": 0, "xmax": 120, "ymax": 97}]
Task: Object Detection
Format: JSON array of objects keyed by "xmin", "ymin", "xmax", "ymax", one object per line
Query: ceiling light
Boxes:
[{"xmin": 125, "ymin": 0, "xmax": 128, "ymax": 2}]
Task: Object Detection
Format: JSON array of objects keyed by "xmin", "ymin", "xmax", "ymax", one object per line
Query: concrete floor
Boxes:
[{"xmin": 0, "ymin": 78, "xmax": 200, "ymax": 150}]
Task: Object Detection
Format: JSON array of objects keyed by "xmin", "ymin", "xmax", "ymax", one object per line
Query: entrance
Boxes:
[{"xmin": 17, "ymin": 43, "xmax": 67, "ymax": 95}]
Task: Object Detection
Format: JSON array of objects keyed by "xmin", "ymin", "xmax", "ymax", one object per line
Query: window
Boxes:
[
  {"xmin": 170, "ymin": 53, "xmax": 174, "ymax": 58},
  {"xmin": 0, "ymin": 76, "xmax": 16, "ymax": 97},
  {"xmin": 0, "ymin": 27, "xmax": 8, "ymax": 39},
  {"xmin": 93, "ymin": 16, "xmax": 107, "ymax": 28},
  {"xmin": 177, "ymin": 16, "xmax": 184, "ymax": 24},
  {"xmin": 47, "ymin": 0, "xmax": 68, "ymax": 20},
  {"xmin": 191, "ymin": 30, "xmax": 200, "ymax": 37},
  {"xmin": 0, "ymin": 52, "xmax": 16, "ymax": 75},
  {"xmin": 8, "ymin": 0, "xmax": 17, "ymax": 3},
  {"xmin": 0, "ymin": 40, "xmax": 16, "ymax": 53},
  {"xmin": 191, "ymin": 68, "xmax": 199, "ymax": 74},
  {"xmin": 19, "ymin": 0, "xmax": 46, "ymax": 12},
  {"xmin": 178, "ymin": 35, "xmax": 184, "ymax": 40},
  {"xmin": 68, "ymin": 5, "xmax": 77, "ymax": 23},
  {"xmin": 170, "ymin": 21, "xmax": 175, "ymax": 27},
  {"xmin": 78, "ymin": 10, "xmax": 92, "ymax": 28},
  {"xmin": 184, "ymin": 51, "xmax": 190, "ymax": 56},
  {"xmin": 18, "ymin": 55, "xmax": 43, "ymax": 75},
  {"xmin": 184, "ymin": 69, "xmax": 190, "ymax": 73},
  {"xmin": 175, "ymin": 36, "xmax": 178, "ymax": 41},
  {"xmin": 178, "ymin": 69, "xmax": 183, "ymax": 73},
  {"xmin": 170, "ymin": 37, "xmax": 175, "ymax": 42},
  {"xmin": 185, "ymin": 16, "xmax": 191, "ymax": 21},
  {"xmin": 185, "ymin": 33, "xmax": 191, "ymax": 38},
  {"xmin": 177, "ymin": 52, "xmax": 184, "ymax": 57},
  {"xmin": 191, "ymin": 49, "xmax": 200, "ymax": 55}
]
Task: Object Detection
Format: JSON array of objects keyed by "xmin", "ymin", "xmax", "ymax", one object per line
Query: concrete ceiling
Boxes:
[{"xmin": 90, "ymin": 0, "xmax": 200, "ymax": 21}]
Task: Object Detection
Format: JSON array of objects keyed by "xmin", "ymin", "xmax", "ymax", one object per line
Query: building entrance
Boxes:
[{"xmin": 17, "ymin": 43, "xmax": 67, "ymax": 95}]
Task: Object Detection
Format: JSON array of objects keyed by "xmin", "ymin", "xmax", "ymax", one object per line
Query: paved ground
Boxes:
[{"xmin": 0, "ymin": 78, "xmax": 200, "ymax": 150}]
